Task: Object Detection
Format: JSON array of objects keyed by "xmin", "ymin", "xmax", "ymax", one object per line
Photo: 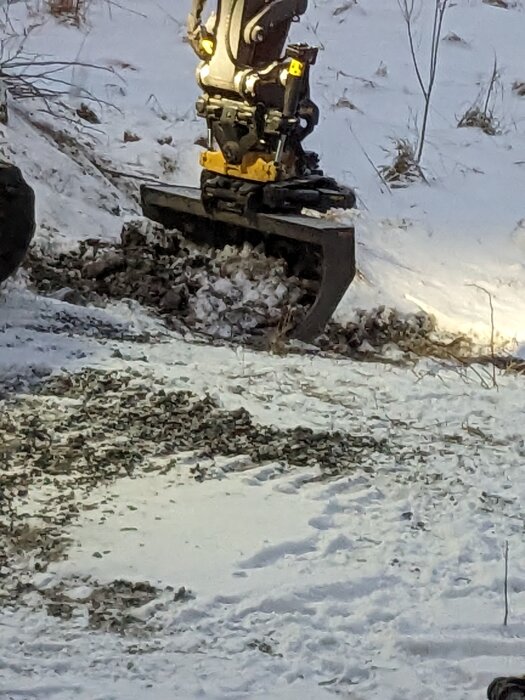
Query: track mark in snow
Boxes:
[
  {"xmin": 323, "ymin": 534, "xmax": 354, "ymax": 555},
  {"xmin": 402, "ymin": 636, "xmax": 525, "ymax": 660},
  {"xmin": 308, "ymin": 515, "xmax": 333, "ymax": 530},
  {"xmin": 238, "ymin": 537, "xmax": 318, "ymax": 570}
]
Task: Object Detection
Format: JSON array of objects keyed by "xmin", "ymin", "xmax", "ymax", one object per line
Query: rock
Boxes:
[
  {"xmin": 160, "ymin": 284, "xmax": 188, "ymax": 311},
  {"xmin": 50, "ymin": 287, "xmax": 87, "ymax": 305},
  {"xmin": 512, "ymin": 81, "xmax": 525, "ymax": 97},
  {"xmin": 123, "ymin": 130, "xmax": 141, "ymax": 143},
  {"xmin": 76, "ymin": 103, "xmax": 100, "ymax": 124},
  {"xmin": 83, "ymin": 252, "xmax": 125, "ymax": 279}
]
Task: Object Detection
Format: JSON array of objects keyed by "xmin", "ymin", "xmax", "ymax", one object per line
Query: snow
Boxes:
[
  {"xmin": 2, "ymin": 331, "xmax": 525, "ymax": 698},
  {"xmin": 1, "ymin": 1, "xmax": 525, "ymax": 698}
]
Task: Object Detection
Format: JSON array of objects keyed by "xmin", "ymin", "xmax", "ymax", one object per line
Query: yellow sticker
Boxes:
[
  {"xmin": 288, "ymin": 59, "xmax": 305, "ymax": 77},
  {"xmin": 201, "ymin": 38, "xmax": 215, "ymax": 55}
]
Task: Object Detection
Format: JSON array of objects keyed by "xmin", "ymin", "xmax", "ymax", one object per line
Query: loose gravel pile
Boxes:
[
  {"xmin": 26, "ymin": 219, "xmax": 449, "ymax": 356},
  {"xmin": 1, "ymin": 367, "xmax": 388, "ymax": 501},
  {"xmin": 27, "ymin": 218, "xmax": 314, "ymax": 340}
]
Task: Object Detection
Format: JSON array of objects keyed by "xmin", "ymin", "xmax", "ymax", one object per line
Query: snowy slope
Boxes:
[{"xmin": 4, "ymin": 0, "xmax": 525, "ymax": 348}]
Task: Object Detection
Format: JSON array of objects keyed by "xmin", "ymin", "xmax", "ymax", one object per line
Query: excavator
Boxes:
[
  {"xmin": 1, "ymin": 2, "xmax": 356, "ymax": 339},
  {"xmin": 141, "ymin": 0, "xmax": 357, "ymax": 342}
]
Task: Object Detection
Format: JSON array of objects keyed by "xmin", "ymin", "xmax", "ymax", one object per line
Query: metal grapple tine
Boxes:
[{"xmin": 291, "ymin": 231, "xmax": 355, "ymax": 342}]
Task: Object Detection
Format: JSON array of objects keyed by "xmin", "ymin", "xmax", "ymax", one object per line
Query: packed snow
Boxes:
[{"xmin": 1, "ymin": 1, "xmax": 525, "ymax": 699}]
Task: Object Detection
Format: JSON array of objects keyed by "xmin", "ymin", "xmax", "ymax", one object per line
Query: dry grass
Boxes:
[
  {"xmin": 458, "ymin": 58, "xmax": 501, "ymax": 136},
  {"xmin": 47, "ymin": 0, "xmax": 86, "ymax": 24},
  {"xmin": 458, "ymin": 107, "xmax": 499, "ymax": 135},
  {"xmin": 380, "ymin": 139, "xmax": 424, "ymax": 187},
  {"xmin": 268, "ymin": 307, "xmax": 296, "ymax": 355}
]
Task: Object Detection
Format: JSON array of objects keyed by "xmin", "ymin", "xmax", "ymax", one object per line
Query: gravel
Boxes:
[
  {"xmin": 25, "ymin": 218, "xmax": 453, "ymax": 358},
  {"xmin": 1, "ymin": 367, "xmax": 395, "ymax": 609}
]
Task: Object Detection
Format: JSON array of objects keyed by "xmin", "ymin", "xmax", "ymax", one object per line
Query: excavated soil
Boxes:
[
  {"xmin": 25, "ymin": 218, "xmax": 460, "ymax": 360},
  {"xmin": 27, "ymin": 218, "xmax": 315, "ymax": 341},
  {"xmin": 15, "ymin": 576, "xmax": 193, "ymax": 635}
]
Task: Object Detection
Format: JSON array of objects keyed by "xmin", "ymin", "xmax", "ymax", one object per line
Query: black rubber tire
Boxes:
[
  {"xmin": 488, "ymin": 677, "xmax": 525, "ymax": 700},
  {"xmin": 0, "ymin": 163, "xmax": 36, "ymax": 284}
]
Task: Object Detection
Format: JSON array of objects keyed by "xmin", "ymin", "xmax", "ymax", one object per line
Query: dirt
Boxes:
[
  {"xmin": 8, "ymin": 571, "xmax": 194, "ymax": 636},
  {"xmin": 25, "ymin": 217, "xmax": 467, "ymax": 362},
  {"xmin": 35, "ymin": 576, "xmax": 192, "ymax": 634},
  {"xmin": 26, "ymin": 217, "xmax": 313, "ymax": 341}
]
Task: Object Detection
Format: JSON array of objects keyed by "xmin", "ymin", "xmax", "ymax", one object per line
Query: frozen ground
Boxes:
[{"xmin": 1, "ymin": 1, "xmax": 525, "ymax": 699}]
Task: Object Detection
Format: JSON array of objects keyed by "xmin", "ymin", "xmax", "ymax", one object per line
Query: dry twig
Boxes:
[{"xmin": 398, "ymin": 0, "xmax": 450, "ymax": 164}]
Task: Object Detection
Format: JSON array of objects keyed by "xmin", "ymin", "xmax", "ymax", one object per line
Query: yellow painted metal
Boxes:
[
  {"xmin": 200, "ymin": 38, "xmax": 215, "ymax": 56},
  {"xmin": 200, "ymin": 150, "xmax": 280, "ymax": 183},
  {"xmin": 288, "ymin": 59, "xmax": 305, "ymax": 78}
]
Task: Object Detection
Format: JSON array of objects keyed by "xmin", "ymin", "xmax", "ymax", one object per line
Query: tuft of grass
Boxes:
[
  {"xmin": 268, "ymin": 307, "xmax": 295, "ymax": 355},
  {"xmin": 458, "ymin": 106, "xmax": 499, "ymax": 136},
  {"xmin": 47, "ymin": 0, "xmax": 86, "ymax": 24},
  {"xmin": 333, "ymin": 1, "xmax": 357, "ymax": 17},
  {"xmin": 458, "ymin": 58, "xmax": 501, "ymax": 136},
  {"xmin": 482, "ymin": 0, "xmax": 510, "ymax": 7},
  {"xmin": 380, "ymin": 139, "xmax": 424, "ymax": 187}
]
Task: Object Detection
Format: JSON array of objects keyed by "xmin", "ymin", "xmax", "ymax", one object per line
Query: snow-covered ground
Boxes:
[
  {"xmin": 1, "ymin": 1, "xmax": 525, "ymax": 699},
  {"xmin": 1, "ymin": 308, "xmax": 525, "ymax": 699}
]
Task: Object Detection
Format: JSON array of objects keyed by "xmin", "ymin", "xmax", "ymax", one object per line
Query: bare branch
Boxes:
[
  {"xmin": 0, "ymin": 8, "xmax": 121, "ymax": 123},
  {"xmin": 398, "ymin": 0, "xmax": 450, "ymax": 164},
  {"xmin": 398, "ymin": 0, "xmax": 428, "ymax": 99},
  {"xmin": 483, "ymin": 54, "xmax": 499, "ymax": 116},
  {"xmin": 467, "ymin": 283, "xmax": 498, "ymax": 389}
]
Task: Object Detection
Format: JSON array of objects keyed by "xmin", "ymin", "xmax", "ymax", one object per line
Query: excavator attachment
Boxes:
[
  {"xmin": 140, "ymin": 183, "xmax": 355, "ymax": 342},
  {"xmin": 0, "ymin": 163, "xmax": 36, "ymax": 285},
  {"xmin": 141, "ymin": 0, "xmax": 357, "ymax": 339}
]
